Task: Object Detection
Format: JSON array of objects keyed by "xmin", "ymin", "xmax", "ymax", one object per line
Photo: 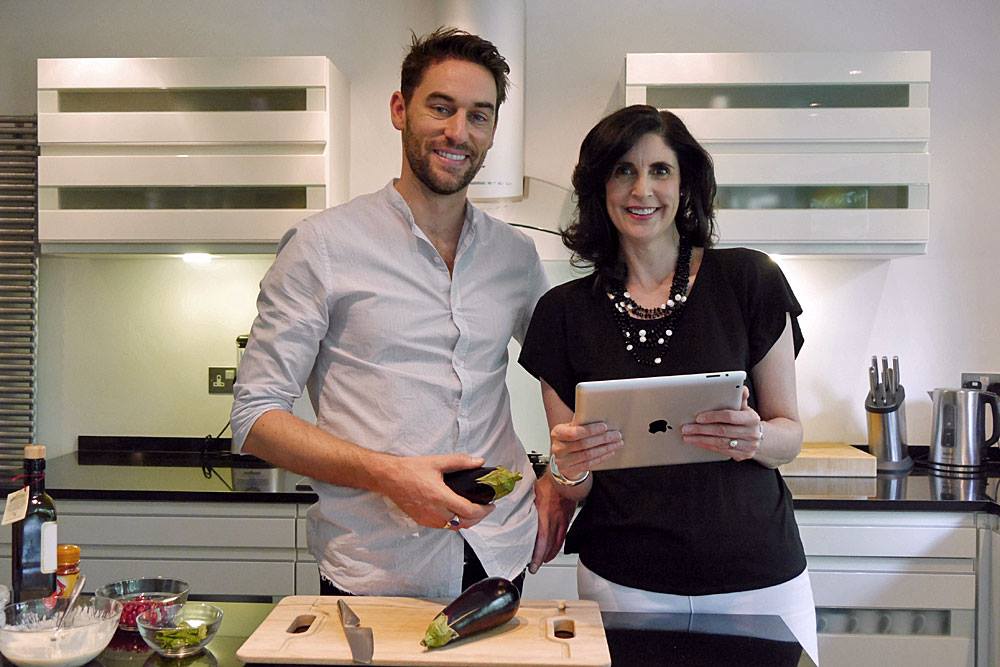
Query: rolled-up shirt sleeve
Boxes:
[{"xmin": 230, "ymin": 222, "xmax": 332, "ymax": 452}]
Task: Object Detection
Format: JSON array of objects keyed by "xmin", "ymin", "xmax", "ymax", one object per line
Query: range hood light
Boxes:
[{"xmin": 182, "ymin": 252, "xmax": 212, "ymax": 264}]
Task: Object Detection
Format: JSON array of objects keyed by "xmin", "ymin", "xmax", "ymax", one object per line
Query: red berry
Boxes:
[{"xmin": 120, "ymin": 595, "xmax": 165, "ymax": 628}]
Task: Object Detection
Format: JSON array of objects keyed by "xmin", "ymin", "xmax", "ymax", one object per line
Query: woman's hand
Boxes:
[
  {"xmin": 550, "ymin": 421, "xmax": 624, "ymax": 480},
  {"xmin": 680, "ymin": 386, "xmax": 763, "ymax": 462}
]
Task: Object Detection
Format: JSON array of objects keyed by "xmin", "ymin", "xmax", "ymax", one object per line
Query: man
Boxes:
[{"xmin": 231, "ymin": 28, "xmax": 572, "ymax": 598}]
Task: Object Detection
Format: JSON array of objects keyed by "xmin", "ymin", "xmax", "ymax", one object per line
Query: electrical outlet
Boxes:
[
  {"xmin": 208, "ymin": 367, "xmax": 237, "ymax": 394},
  {"xmin": 960, "ymin": 372, "xmax": 1000, "ymax": 392}
]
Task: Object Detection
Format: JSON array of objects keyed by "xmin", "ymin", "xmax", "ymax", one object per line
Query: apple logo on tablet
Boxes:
[{"xmin": 648, "ymin": 419, "xmax": 672, "ymax": 434}]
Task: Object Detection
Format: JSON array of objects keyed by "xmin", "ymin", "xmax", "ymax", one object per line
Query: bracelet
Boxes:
[{"xmin": 548, "ymin": 456, "xmax": 590, "ymax": 486}]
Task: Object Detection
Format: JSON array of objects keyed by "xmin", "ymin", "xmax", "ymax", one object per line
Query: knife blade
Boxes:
[{"xmin": 337, "ymin": 599, "xmax": 374, "ymax": 665}]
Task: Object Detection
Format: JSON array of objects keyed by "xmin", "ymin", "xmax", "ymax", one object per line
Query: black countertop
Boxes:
[{"xmin": 34, "ymin": 443, "xmax": 1000, "ymax": 515}]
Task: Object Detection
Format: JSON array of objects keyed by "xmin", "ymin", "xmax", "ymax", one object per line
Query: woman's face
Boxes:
[{"xmin": 604, "ymin": 132, "xmax": 681, "ymax": 248}]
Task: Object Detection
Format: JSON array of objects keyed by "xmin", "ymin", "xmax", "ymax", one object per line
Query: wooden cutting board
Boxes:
[
  {"xmin": 237, "ymin": 596, "xmax": 611, "ymax": 666},
  {"xmin": 778, "ymin": 442, "xmax": 877, "ymax": 477}
]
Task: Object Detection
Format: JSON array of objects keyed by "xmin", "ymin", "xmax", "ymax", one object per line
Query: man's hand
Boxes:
[
  {"xmin": 376, "ymin": 453, "xmax": 494, "ymax": 530},
  {"xmin": 528, "ymin": 474, "xmax": 577, "ymax": 573}
]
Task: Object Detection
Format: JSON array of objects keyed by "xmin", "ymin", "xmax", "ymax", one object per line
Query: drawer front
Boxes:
[
  {"xmin": 799, "ymin": 524, "xmax": 977, "ymax": 559},
  {"xmin": 71, "ymin": 558, "xmax": 294, "ymax": 597},
  {"xmin": 818, "ymin": 634, "xmax": 973, "ymax": 667},
  {"xmin": 523, "ymin": 564, "xmax": 578, "ymax": 600},
  {"xmin": 811, "ymin": 571, "xmax": 976, "ymax": 609},
  {"xmin": 296, "ymin": 562, "xmax": 321, "ymax": 595},
  {"xmin": 296, "ymin": 517, "xmax": 308, "ymax": 549},
  {"xmin": 61, "ymin": 515, "xmax": 295, "ymax": 549}
]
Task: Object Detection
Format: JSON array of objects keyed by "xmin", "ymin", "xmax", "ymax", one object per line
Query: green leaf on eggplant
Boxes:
[
  {"xmin": 420, "ymin": 614, "xmax": 460, "ymax": 648},
  {"xmin": 476, "ymin": 466, "xmax": 522, "ymax": 501}
]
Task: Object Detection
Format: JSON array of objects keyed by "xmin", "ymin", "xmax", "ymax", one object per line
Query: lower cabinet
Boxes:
[
  {"xmin": 797, "ymin": 510, "xmax": 979, "ymax": 667},
  {"xmin": 295, "ymin": 508, "xmax": 319, "ymax": 595},
  {"xmin": 511, "ymin": 509, "xmax": 985, "ymax": 666},
  {"xmin": 0, "ymin": 499, "xmax": 299, "ymax": 598},
  {"xmin": 988, "ymin": 516, "xmax": 1000, "ymax": 667},
  {"xmin": 522, "ymin": 550, "xmax": 579, "ymax": 600}
]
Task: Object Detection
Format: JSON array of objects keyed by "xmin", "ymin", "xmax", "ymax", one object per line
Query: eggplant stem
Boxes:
[
  {"xmin": 476, "ymin": 466, "xmax": 523, "ymax": 501},
  {"xmin": 421, "ymin": 614, "xmax": 460, "ymax": 648}
]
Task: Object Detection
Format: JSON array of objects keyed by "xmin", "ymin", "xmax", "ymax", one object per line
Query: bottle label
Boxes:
[
  {"xmin": 40, "ymin": 522, "xmax": 57, "ymax": 573},
  {"xmin": 57, "ymin": 572, "xmax": 79, "ymax": 597},
  {"xmin": 1, "ymin": 487, "xmax": 28, "ymax": 525}
]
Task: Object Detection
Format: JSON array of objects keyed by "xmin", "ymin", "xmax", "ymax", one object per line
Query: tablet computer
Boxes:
[{"xmin": 574, "ymin": 370, "xmax": 747, "ymax": 471}]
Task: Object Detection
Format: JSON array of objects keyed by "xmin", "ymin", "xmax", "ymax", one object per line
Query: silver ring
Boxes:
[
  {"xmin": 728, "ymin": 439, "xmax": 739, "ymax": 449},
  {"xmin": 446, "ymin": 514, "xmax": 461, "ymax": 529}
]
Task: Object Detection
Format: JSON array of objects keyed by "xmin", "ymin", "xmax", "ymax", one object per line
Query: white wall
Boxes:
[{"xmin": 2, "ymin": 0, "xmax": 999, "ymax": 456}]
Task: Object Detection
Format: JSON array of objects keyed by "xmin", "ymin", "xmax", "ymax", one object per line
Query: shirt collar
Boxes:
[{"xmin": 382, "ymin": 180, "xmax": 481, "ymax": 246}]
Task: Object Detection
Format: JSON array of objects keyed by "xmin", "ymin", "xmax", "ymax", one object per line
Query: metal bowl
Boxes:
[
  {"xmin": 93, "ymin": 578, "xmax": 190, "ymax": 631},
  {"xmin": 136, "ymin": 601, "xmax": 223, "ymax": 658},
  {"xmin": 0, "ymin": 596, "xmax": 122, "ymax": 667}
]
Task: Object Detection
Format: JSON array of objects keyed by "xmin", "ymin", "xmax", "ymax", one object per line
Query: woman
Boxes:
[{"xmin": 518, "ymin": 105, "xmax": 817, "ymax": 663}]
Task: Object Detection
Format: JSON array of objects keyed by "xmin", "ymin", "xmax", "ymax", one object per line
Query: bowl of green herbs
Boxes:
[{"xmin": 135, "ymin": 601, "xmax": 222, "ymax": 658}]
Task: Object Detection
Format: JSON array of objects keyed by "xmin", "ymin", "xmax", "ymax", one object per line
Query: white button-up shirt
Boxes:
[{"xmin": 231, "ymin": 182, "xmax": 548, "ymax": 597}]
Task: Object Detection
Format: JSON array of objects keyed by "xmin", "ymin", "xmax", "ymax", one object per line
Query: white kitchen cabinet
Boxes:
[
  {"xmin": 36, "ymin": 56, "xmax": 349, "ymax": 252},
  {"xmin": 797, "ymin": 510, "xmax": 977, "ymax": 667},
  {"xmin": 624, "ymin": 51, "xmax": 931, "ymax": 257},
  {"xmin": 294, "ymin": 507, "xmax": 320, "ymax": 595},
  {"xmin": 0, "ymin": 499, "xmax": 299, "ymax": 598},
  {"xmin": 522, "ymin": 550, "xmax": 578, "ymax": 601},
  {"xmin": 984, "ymin": 515, "xmax": 1000, "ymax": 667}
]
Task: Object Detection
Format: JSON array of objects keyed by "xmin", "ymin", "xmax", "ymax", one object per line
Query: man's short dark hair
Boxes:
[{"xmin": 400, "ymin": 27, "xmax": 510, "ymax": 111}]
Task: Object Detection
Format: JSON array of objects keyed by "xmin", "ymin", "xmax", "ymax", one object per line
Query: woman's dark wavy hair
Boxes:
[
  {"xmin": 401, "ymin": 27, "xmax": 510, "ymax": 115},
  {"xmin": 563, "ymin": 105, "xmax": 717, "ymax": 277}
]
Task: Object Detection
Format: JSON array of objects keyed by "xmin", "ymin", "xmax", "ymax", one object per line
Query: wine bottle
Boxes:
[{"xmin": 11, "ymin": 444, "xmax": 57, "ymax": 603}]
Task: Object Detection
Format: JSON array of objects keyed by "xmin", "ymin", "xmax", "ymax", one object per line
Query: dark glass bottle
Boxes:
[{"xmin": 11, "ymin": 444, "xmax": 57, "ymax": 603}]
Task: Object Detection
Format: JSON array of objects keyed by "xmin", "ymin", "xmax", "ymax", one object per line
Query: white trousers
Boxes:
[{"xmin": 578, "ymin": 561, "xmax": 819, "ymax": 666}]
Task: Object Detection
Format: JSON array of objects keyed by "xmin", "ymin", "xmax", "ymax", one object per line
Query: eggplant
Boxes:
[
  {"xmin": 420, "ymin": 576, "xmax": 521, "ymax": 648},
  {"xmin": 443, "ymin": 466, "xmax": 523, "ymax": 504}
]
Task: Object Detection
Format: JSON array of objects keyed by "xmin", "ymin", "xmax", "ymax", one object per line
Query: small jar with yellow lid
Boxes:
[{"xmin": 55, "ymin": 544, "xmax": 81, "ymax": 597}]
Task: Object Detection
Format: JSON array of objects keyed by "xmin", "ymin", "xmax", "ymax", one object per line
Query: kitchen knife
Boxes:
[
  {"xmin": 881, "ymin": 356, "xmax": 890, "ymax": 404},
  {"xmin": 337, "ymin": 599, "xmax": 374, "ymax": 664}
]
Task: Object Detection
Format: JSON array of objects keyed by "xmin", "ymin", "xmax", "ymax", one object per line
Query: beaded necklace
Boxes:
[{"xmin": 605, "ymin": 239, "xmax": 693, "ymax": 366}]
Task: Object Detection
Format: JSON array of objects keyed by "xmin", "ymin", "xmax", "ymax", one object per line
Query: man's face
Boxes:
[{"xmin": 391, "ymin": 59, "xmax": 498, "ymax": 196}]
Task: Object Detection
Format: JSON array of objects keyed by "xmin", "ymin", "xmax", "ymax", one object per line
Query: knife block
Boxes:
[{"xmin": 866, "ymin": 386, "xmax": 912, "ymax": 472}]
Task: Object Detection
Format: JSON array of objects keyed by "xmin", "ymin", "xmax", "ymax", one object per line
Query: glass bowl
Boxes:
[
  {"xmin": 0, "ymin": 596, "xmax": 122, "ymax": 667},
  {"xmin": 94, "ymin": 578, "xmax": 190, "ymax": 631},
  {"xmin": 135, "ymin": 602, "xmax": 223, "ymax": 658}
]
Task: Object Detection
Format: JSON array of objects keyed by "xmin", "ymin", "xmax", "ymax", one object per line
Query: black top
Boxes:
[{"xmin": 519, "ymin": 247, "xmax": 808, "ymax": 595}]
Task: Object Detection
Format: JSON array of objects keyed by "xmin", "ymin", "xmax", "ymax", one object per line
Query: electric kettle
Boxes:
[{"xmin": 927, "ymin": 388, "xmax": 1000, "ymax": 475}]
